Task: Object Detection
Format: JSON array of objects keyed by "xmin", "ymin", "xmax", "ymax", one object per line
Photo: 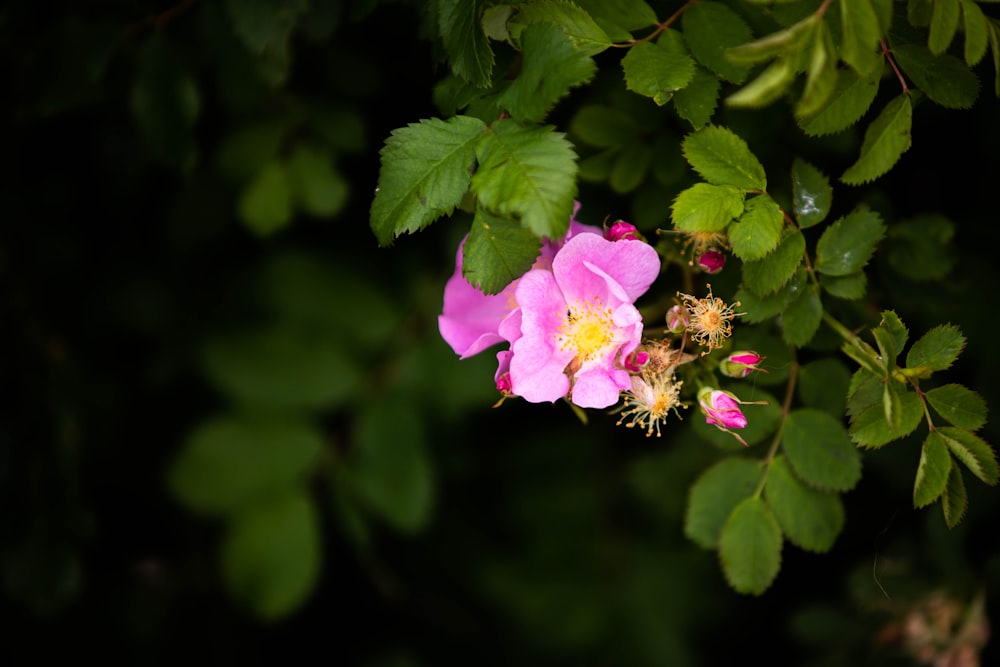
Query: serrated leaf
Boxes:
[
  {"xmin": 742, "ymin": 229, "xmax": 806, "ymax": 296},
  {"xmin": 914, "ymin": 431, "xmax": 953, "ymax": 507},
  {"xmin": 622, "ymin": 32, "xmax": 696, "ymax": 106},
  {"xmin": 905, "ymin": 324, "xmax": 965, "ymax": 372},
  {"xmin": 684, "ymin": 457, "xmax": 764, "ymax": 549},
  {"xmin": 498, "ymin": 24, "xmax": 597, "ymax": 122},
  {"xmin": 572, "ymin": 0, "xmax": 657, "ymax": 33},
  {"xmin": 783, "ymin": 408, "xmax": 863, "ymax": 491},
  {"xmin": 670, "ymin": 183, "xmax": 745, "ymax": 232},
  {"xmin": 472, "ymin": 118, "xmax": 578, "ymax": 238},
  {"xmin": 765, "ymin": 456, "xmax": 845, "ymax": 552},
  {"xmin": 682, "ymin": 1, "xmax": 754, "ymax": 83},
  {"xmin": 796, "ymin": 21, "xmax": 839, "ymax": 118},
  {"xmin": 734, "ymin": 268, "xmax": 805, "ymax": 323},
  {"xmin": 938, "ymin": 427, "xmax": 999, "ymax": 485},
  {"xmin": 462, "ymin": 208, "xmax": 542, "ymax": 295},
  {"xmin": 672, "ymin": 65, "xmax": 722, "ymax": 128},
  {"xmin": 929, "ymin": 0, "xmax": 960, "ymax": 55},
  {"xmin": 841, "ymin": 0, "xmax": 883, "ymax": 74},
  {"xmin": 820, "ymin": 272, "xmax": 867, "ymax": 300},
  {"xmin": 961, "ymin": 0, "xmax": 989, "ymax": 65},
  {"xmin": 892, "ymin": 43, "xmax": 980, "ymax": 109},
  {"xmin": 841, "ymin": 94, "xmax": 912, "ymax": 185},
  {"xmin": 725, "ymin": 58, "xmax": 797, "ymax": 109},
  {"xmin": 815, "ymin": 208, "xmax": 886, "ymax": 275},
  {"xmin": 719, "ymin": 497, "xmax": 783, "ymax": 595},
  {"xmin": 782, "ymin": 283, "xmax": 823, "ymax": 347},
  {"xmin": 169, "ymin": 414, "xmax": 324, "ymax": 517},
  {"xmin": 682, "ymin": 125, "xmax": 767, "ymax": 190},
  {"xmin": 370, "ymin": 116, "xmax": 486, "ymax": 245},
  {"xmin": 941, "ymin": 463, "xmax": 968, "ymax": 527},
  {"xmin": 725, "ymin": 14, "xmax": 818, "ymax": 66},
  {"xmin": 798, "ymin": 358, "xmax": 853, "ymax": 418},
  {"xmin": 570, "ymin": 104, "xmax": 640, "ymax": 148},
  {"xmin": 798, "ymin": 66, "xmax": 882, "ymax": 136},
  {"xmin": 883, "ymin": 379, "xmax": 902, "ymax": 428},
  {"xmin": 238, "ymin": 160, "xmax": 293, "ymax": 236},
  {"xmin": 439, "ymin": 0, "xmax": 493, "ymax": 87},
  {"xmin": 887, "ymin": 214, "xmax": 956, "ymax": 281},
  {"xmin": 877, "ymin": 310, "xmax": 909, "ymax": 353},
  {"xmin": 791, "ymin": 158, "xmax": 832, "ymax": 228},
  {"xmin": 847, "ymin": 374, "xmax": 924, "ymax": 448},
  {"xmin": 926, "ymin": 384, "xmax": 988, "ymax": 430},
  {"xmin": 728, "ymin": 194, "xmax": 784, "ymax": 261},
  {"xmin": 508, "ymin": 0, "xmax": 612, "ymax": 55},
  {"xmin": 221, "ymin": 490, "xmax": 320, "ymax": 619}
]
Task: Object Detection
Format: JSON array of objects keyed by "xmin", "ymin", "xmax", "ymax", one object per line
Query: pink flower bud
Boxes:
[
  {"xmin": 698, "ymin": 387, "xmax": 748, "ymax": 430},
  {"xmin": 719, "ymin": 351, "xmax": 765, "ymax": 378},
  {"xmin": 665, "ymin": 304, "xmax": 689, "ymax": 334},
  {"xmin": 624, "ymin": 349, "xmax": 650, "ymax": 373},
  {"xmin": 605, "ymin": 220, "xmax": 642, "ymax": 242},
  {"xmin": 697, "ymin": 248, "xmax": 726, "ymax": 274}
]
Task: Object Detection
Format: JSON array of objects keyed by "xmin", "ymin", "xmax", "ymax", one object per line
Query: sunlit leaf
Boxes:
[
  {"xmin": 463, "ymin": 208, "xmax": 542, "ymax": 295},
  {"xmin": 621, "ymin": 32, "xmax": 696, "ymax": 106},
  {"xmin": 815, "ymin": 208, "xmax": 886, "ymax": 275},
  {"xmin": 937, "ymin": 427, "xmax": 999, "ymax": 486},
  {"xmin": 791, "ymin": 158, "xmax": 832, "ymax": 228},
  {"xmin": 508, "ymin": 0, "xmax": 612, "ymax": 55},
  {"xmin": 905, "ymin": 324, "xmax": 966, "ymax": 372},
  {"xmin": 682, "ymin": 125, "xmax": 767, "ymax": 190},
  {"xmin": 892, "ymin": 43, "xmax": 980, "ymax": 109},
  {"xmin": 742, "ymin": 229, "xmax": 806, "ymax": 296},
  {"xmin": 928, "ymin": 0, "xmax": 960, "ymax": 55},
  {"xmin": 439, "ymin": 0, "xmax": 493, "ymax": 87},
  {"xmin": 841, "ymin": 94, "xmax": 912, "ymax": 185},
  {"xmin": 670, "ymin": 183, "xmax": 745, "ymax": 232},
  {"xmin": 798, "ymin": 66, "xmax": 882, "ymax": 136},
  {"xmin": 728, "ymin": 194, "xmax": 783, "ymax": 261},
  {"xmin": 840, "ymin": 0, "xmax": 882, "ymax": 75},
  {"xmin": 672, "ymin": 65, "xmax": 722, "ymax": 129}
]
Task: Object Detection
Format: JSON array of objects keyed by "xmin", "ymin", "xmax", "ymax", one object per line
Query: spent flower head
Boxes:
[
  {"xmin": 677, "ymin": 284, "xmax": 740, "ymax": 351},
  {"xmin": 617, "ymin": 370, "xmax": 684, "ymax": 437}
]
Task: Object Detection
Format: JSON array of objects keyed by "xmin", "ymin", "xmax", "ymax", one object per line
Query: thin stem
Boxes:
[
  {"xmin": 610, "ymin": 0, "xmax": 698, "ymax": 47},
  {"xmin": 753, "ymin": 360, "xmax": 800, "ymax": 498},
  {"xmin": 881, "ymin": 39, "xmax": 910, "ymax": 94}
]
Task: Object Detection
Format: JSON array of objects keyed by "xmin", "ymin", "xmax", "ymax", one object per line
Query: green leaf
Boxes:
[
  {"xmin": 370, "ymin": 115, "xmax": 486, "ymax": 246},
  {"xmin": 286, "ymin": 144, "xmax": 349, "ymax": 217},
  {"xmin": 670, "ymin": 183, "xmax": 745, "ymax": 232},
  {"xmin": 215, "ymin": 121, "xmax": 285, "ymax": 184},
  {"xmin": 910, "ymin": 0, "xmax": 934, "ymax": 26},
  {"xmin": 225, "ymin": 0, "xmax": 307, "ymax": 85},
  {"xmin": 941, "ymin": 463, "xmax": 968, "ymax": 527},
  {"xmin": 765, "ymin": 456, "xmax": 845, "ymax": 552},
  {"xmin": 847, "ymin": 372, "xmax": 924, "ymax": 447},
  {"xmin": 572, "ymin": 0, "xmax": 657, "ymax": 34},
  {"xmin": 621, "ymin": 32, "xmax": 696, "ymax": 106},
  {"xmin": 961, "ymin": 0, "xmax": 989, "ymax": 66},
  {"xmin": 472, "ymin": 118, "xmax": 578, "ymax": 239},
  {"xmin": 797, "ymin": 66, "xmax": 882, "ymax": 136},
  {"xmin": 791, "ymin": 158, "xmax": 832, "ymax": 228},
  {"xmin": 672, "ymin": 65, "xmax": 722, "ymax": 129},
  {"xmin": 926, "ymin": 384, "xmax": 988, "ymax": 431},
  {"xmin": 798, "ymin": 358, "xmax": 853, "ymax": 418},
  {"xmin": 439, "ymin": 0, "xmax": 493, "ymax": 87},
  {"xmin": 820, "ymin": 272, "xmax": 867, "ymax": 300},
  {"xmin": 782, "ymin": 282, "xmax": 823, "ymax": 348},
  {"xmin": 682, "ymin": 1, "xmax": 754, "ymax": 83},
  {"xmin": 840, "ymin": 0, "xmax": 883, "ymax": 75},
  {"xmin": 815, "ymin": 208, "xmax": 886, "ymax": 275},
  {"xmin": 498, "ymin": 24, "xmax": 597, "ymax": 122},
  {"xmin": 201, "ymin": 323, "xmax": 362, "ymax": 410},
  {"xmin": 463, "ymin": 208, "xmax": 543, "ymax": 295},
  {"xmin": 892, "ymin": 43, "xmax": 980, "ymax": 109},
  {"xmin": 905, "ymin": 324, "xmax": 966, "ymax": 372},
  {"xmin": 734, "ymin": 268, "xmax": 804, "ymax": 323},
  {"xmin": 725, "ymin": 58, "xmax": 796, "ymax": 109},
  {"xmin": 796, "ymin": 20, "xmax": 839, "ymax": 118},
  {"xmin": 929, "ymin": 0, "xmax": 960, "ymax": 55},
  {"xmin": 988, "ymin": 21, "xmax": 1000, "ymax": 96},
  {"xmin": 741, "ymin": 229, "xmax": 806, "ymax": 296},
  {"xmin": 937, "ymin": 427, "xmax": 999, "ymax": 485},
  {"xmin": 783, "ymin": 408, "xmax": 863, "ymax": 491},
  {"xmin": 508, "ymin": 0, "xmax": 612, "ymax": 55},
  {"xmin": 841, "ymin": 94, "xmax": 912, "ymax": 185},
  {"xmin": 609, "ymin": 141, "xmax": 652, "ymax": 193},
  {"xmin": 169, "ymin": 414, "xmax": 324, "ymax": 516},
  {"xmin": 684, "ymin": 457, "xmax": 764, "ymax": 549},
  {"xmin": 887, "ymin": 214, "xmax": 956, "ymax": 281},
  {"xmin": 350, "ymin": 398, "xmax": 435, "ymax": 533},
  {"xmin": 682, "ymin": 125, "xmax": 767, "ymax": 190},
  {"xmin": 876, "ymin": 310, "xmax": 909, "ymax": 356},
  {"xmin": 914, "ymin": 431, "xmax": 953, "ymax": 507},
  {"xmin": 725, "ymin": 14, "xmax": 818, "ymax": 66},
  {"xmin": 238, "ymin": 160, "xmax": 293, "ymax": 236},
  {"xmin": 719, "ymin": 497, "xmax": 783, "ymax": 595},
  {"xmin": 221, "ymin": 490, "xmax": 321, "ymax": 619},
  {"xmin": 570, "ymin": 104, "xmax": 640, "ymax": 148},
  {"xmin": 728, "ymin": 194, "xmax": 784, "ymax": 261}
]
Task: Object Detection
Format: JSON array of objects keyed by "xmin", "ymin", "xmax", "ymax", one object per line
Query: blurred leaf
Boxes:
[
  {"xmin": 937, "ymin": 426, "xmax": 999, "ymax": 485},
  {"xmin": 570, "ymin": 104, "xmax": 640, "ymax": 148},
  {"xmin": 670, "ymin": 183, "xmax": 745, "ymax": 232},
  {"xmin": 797, "ymin": 66, "xmax": 882, "ymax": 137},
  {"xmin": 960, "ymin": 0, "xmax": 989, "ymax": 66},
  {"xmin": 841, "ymin": 94, "xmax": 912, "ymax": 185},
  {"xmin": 781, "ymin": 283, "xmax": 822, "ymax": 348},
  {"xmin": 371, "ymin": 115, "xmax": 485, "ymax": 245},
  {"xmin": 765, "ymin": 456, "xmax": 845, "ymax": 552},
  {"xmin": 928, "ymin": 0, "xmax": 960, "ymax": 55},
  {"xmin": 215, "ymin": 121, "xmax": 286, "ymax": 183},
  {"xmin": 783, "ymin": 408, "xmax": 862, "ymax": 491},
  {"xmin": 621, "ymin": 32, "xmax": 696, "ymax": 106},
  {"xmin": 225, "ymin": 0, "xmax": 307, "ymax": 85},
  {"xmin": 498, "ymin": 24, "xmax": 597, "ymax": 122},
  {"xmin": 820, "ymin": 272, "xmax": 867, "ymax": 300},
  {"xmin": 925, "ymin": 384, "xmax": 988, "ymax": 430},
  {"xmin": 287, "ymin": 144, "xmax": 349, "ymax": 217},
  {"xmin": 719, "ymin": 497, "xmax": 782, "ymax": 595},
  {"xmin": 672, "ymin": 66, "xmax": 722, "ymax": 128},
  {"xmin": 892, "ymin": 43, "xmax": 979, "ymax": 109},
  {"xmin": 349, "ymin": 398, "xmax": 435, "ymax": 533},
  {"xmin": 905, "ymin": 324, "xmax": 966, "ymax": 372},
  {"xmin": 572, "ymin": 0, "xmax": 657, "ymax": 33},
  {"xmin": 840, "ymin": 0, "xmax": 882, "ymax": 75},
  {"xmin": 472, "ymin": 118, "xmax": 578, "ymax": 239},
  {"xmin": 221, "ymin": 490, "xmax": 321, "ymax": 619},
  {"xmin": 682, "ymin": 125, "xmax": 767, "ymax": 190},
  {"xmin": 942, "ymin": 462, "xmax": 968, "ymax": 527},
  {"xmin": 791, "ymin": 158, "xmax": 832, "ymax": 228},
  {"xmin": 914, "ymin": 431, "xmax": 952, "ymax": 507},
  {"xmin": 463, "ymin": 208, "xmax": 542, "ymax": 295},
  {"xmin": 169, "ymin": 414, "xmax": 323, "ymax": 516},
  {"xmin": 684, "ymin": 457, "xmax": 763, "ymax": 549},
  {"xmin": 725, "ymin": 58, "xmax": 796, "ymax": 109},
  {"xmin": 201, "ymin": 323, "xmax": 362, "ymax": 410},
  {"xmin": 875, "ymin": 310, "xmax": 909, "ymax": 355},
  {"xmin": 609, "ymin": 141, "xmax": 652, "ymax": 193},
  {"xmin": 886, "ymin": 214, "xmax": 956, "ymax": 281},
  {"xmin": 795, "ymin": 20, "xmax": 838, "ymax": 118},
  {"xmin": 735, "ymin": 268, "xmax": 804, "ymax": 323},
  {"xmin": 238, "ymin": 160, "xmax": 293, "ymax": 236},
  {"xmin": 741, "ymin": 229, "xmax": 805, "ymax": 296},
  {"xmin": 439, "ymin": 0, "xmax": 493, "ymax": 88},
  {"xmin": 798, "ymin": 358, "xmax": 852, "ymax": 418},
  {"xmin": 682, "ymin": 1, "xmax": 753, "ymax": 83},
  {"xmin": 728, "ymin": 194, "xmax": 783, "ymax": 261}
]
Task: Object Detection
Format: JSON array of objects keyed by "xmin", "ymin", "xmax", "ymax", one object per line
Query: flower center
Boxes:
[{"xmin": 557, "ymin": 297, "xmax": 616, "ymax": 363}]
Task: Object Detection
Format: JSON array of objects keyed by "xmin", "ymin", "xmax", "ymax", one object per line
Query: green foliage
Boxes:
[
  {"xmin": 621, "ymin": 31, "xmax": 696, "ymax": 106},
  {"xmin": 718, "ymin": 497, "xmax": 782, "ymax": 595}
]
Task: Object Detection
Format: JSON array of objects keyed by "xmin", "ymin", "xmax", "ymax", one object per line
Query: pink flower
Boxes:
[
  {"xmin": 509, "ymin": 233, "xmax": 661, "ymax": 408},
  {"xmin": 699, "ymin": 388, "xmax": 748, "ymax": 429},
  {"xmin": 719, "ymin": 351, "xmax": 765, "ymax": 378},
  {"xmin": 438, "ymin": 203, "xmax": 601, "ymax": 359}
]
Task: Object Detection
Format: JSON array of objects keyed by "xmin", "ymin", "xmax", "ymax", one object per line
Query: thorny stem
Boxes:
[{"xmin": 610, "ymin": 0, "xmax": 698, "ymax": 47}]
